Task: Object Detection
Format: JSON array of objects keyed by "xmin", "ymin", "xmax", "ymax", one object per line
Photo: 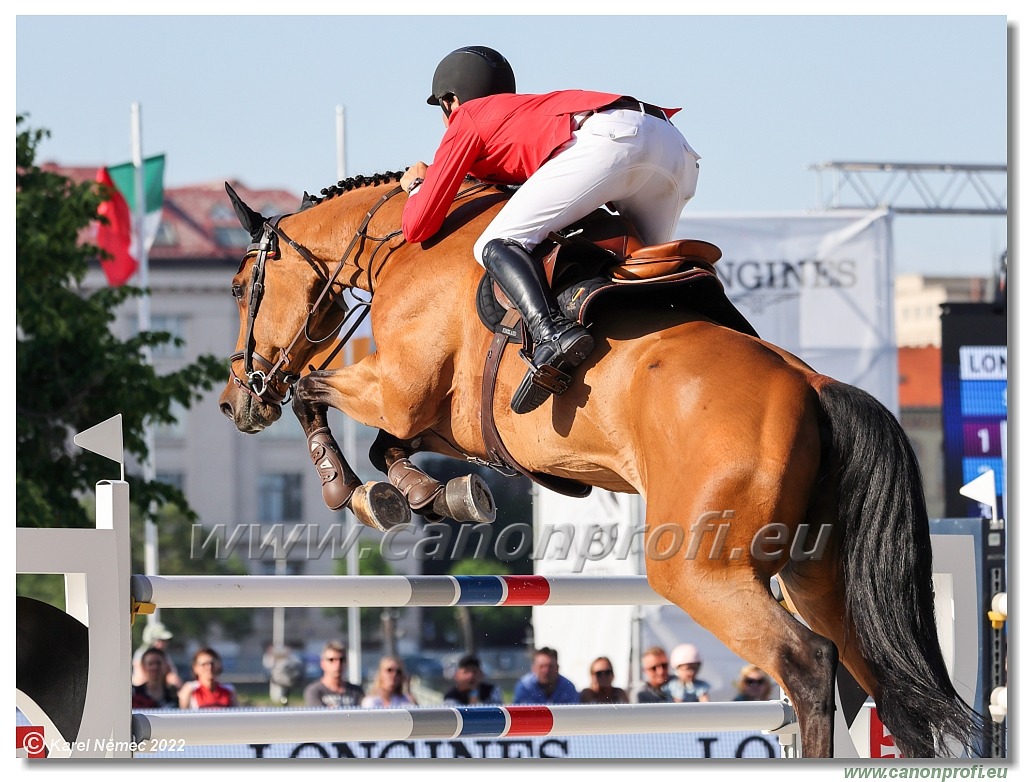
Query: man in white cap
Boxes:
[
  {"xmin": 667, "ymin": 643, "xmax": 711, "ymax": 702},
  {"xmin": 132, "ymin": 620, "xmax": 182, "ymax": 688}
]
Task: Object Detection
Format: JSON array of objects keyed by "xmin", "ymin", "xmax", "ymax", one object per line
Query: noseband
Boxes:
[{"xmin": 229, "ymin": 186, "xmax": 404, "ymax": 406}]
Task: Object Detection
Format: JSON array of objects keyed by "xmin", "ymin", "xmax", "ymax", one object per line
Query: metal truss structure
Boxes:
[{"xmin": 811, "ymin": 161, "xmax": 1007, "ymax": 216}]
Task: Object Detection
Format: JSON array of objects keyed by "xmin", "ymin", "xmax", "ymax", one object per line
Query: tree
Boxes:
[{"xmin": 16, "ymin": 117, "xmax": 224, "ymax": 530}]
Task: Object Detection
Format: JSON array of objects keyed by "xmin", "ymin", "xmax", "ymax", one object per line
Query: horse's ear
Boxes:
[
  {"xmin": 300, "ymin": 191, "xmax": 315, "ymax": 211},
  {"xmin": 224, "ymin": 181, "xmax": 265, "ymax": 241}
]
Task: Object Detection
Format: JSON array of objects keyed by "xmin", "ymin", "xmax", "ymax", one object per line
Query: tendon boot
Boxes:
[
  {"xmin": 482, "ymin": 238, "xmax": 594, "ymax": 414},
  {"xmin": 307, "ymin": 427, "xmax": 361, "ymax": 511},
  {"xmin": 387, "ymin": 458, "xmax": 444, "ymax": 512}
]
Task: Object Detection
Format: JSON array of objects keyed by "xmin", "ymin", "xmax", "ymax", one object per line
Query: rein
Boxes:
[{"xmin": 230, "ymin": 185, "xmax": 404, "ymax": 405}]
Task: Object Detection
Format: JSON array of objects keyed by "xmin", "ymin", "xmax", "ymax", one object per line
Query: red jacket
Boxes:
[
  {"xmin": 401, "ymin": 90, "xmax": 679, "ymax": 243},
  {"xmin": 188, "ymin": 682, "xmax": 235, "ymax": 708}
]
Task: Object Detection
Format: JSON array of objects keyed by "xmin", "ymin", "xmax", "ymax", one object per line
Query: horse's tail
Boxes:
[{"xmin": 813, "ymin": 376, "xmax": 989, "ymax": 757}]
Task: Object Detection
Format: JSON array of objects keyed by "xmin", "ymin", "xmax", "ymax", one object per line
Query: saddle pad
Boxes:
[{"xmin": 476, "ymin": 274, "xmax": 524, "ymax": 343}]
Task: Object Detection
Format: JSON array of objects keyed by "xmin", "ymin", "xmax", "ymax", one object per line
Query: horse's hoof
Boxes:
[
  {"xmin": 435, "ymin": 474, "xmax": 497, "ymax": 524},
  {"xmin": 349, "ymin": 481, "xmax": 412, "ymax": 532}
]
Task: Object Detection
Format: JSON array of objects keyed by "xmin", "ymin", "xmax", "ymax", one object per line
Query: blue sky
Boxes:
[{"xmin": 14, "ymin": 11, "xmax": 1013, "ymax": 279}]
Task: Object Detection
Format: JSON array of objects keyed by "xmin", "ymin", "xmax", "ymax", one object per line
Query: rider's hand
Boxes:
[{"xmin": 402, "ymin": 162, "xmax": 429, "ymax": 194}]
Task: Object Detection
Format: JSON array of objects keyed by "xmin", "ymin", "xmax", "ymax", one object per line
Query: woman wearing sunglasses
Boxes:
[
  {"xmin": 733, "ymin": 663, "xmax": 775, "ymax": 702},
  {"xmin": 361, "ymin": 656, "xmax": 418, "ymax": 709},
  {"xmin": 579, "ymin": 656, "xmax": 628, "ymax": 704}
]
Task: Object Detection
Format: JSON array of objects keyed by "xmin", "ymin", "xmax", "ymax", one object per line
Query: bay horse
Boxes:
[{"xmin": 217, "ymin": 171, "xmax": 986, "ymax": 758}]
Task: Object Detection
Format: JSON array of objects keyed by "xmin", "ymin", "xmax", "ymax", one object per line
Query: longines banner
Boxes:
[
  {"xmin": 133, "ymin": 729, "xmax": 781, "ymax": 759},
  {"xmin": 677, "ymin": 208, "xmax": 897, "ymax": 413}
]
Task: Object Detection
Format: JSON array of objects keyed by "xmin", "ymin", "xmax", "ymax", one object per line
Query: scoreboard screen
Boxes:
[{"xmin": 940, "ymin": 302, "xmax": 1008, "ymax": 519}]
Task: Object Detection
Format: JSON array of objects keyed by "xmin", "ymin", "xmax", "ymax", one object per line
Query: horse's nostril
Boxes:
[{"xmin": 219, "ymin": 401, "xmax": 234, "ymax": 419}]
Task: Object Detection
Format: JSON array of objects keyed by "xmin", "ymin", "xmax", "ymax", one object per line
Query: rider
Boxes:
[{"xmin": 401, "ymin": 45, "xmax": 701, "ymax": 414}]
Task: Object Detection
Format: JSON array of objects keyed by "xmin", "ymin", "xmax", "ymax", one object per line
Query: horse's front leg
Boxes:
[
  {"xmin": 300, "ymin": 353, "xmax": 496, "ymax": 524},
  {"xmin": 292, "ymin": 366, "xmax": 411, "ymax": 531}
]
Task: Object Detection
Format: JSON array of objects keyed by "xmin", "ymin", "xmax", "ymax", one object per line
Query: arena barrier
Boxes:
[{"xmin": 16, "ymin": 475, "xmax": 800, "ymax": 759}]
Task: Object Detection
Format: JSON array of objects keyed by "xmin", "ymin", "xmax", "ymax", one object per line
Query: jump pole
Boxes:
[
  {"xmin": 131, "ymin": 574, "xmax": 675, "ymax": 610},
  {"xmin": 133, "ymin": 701, "xmax": 796, "ymax": 747}
]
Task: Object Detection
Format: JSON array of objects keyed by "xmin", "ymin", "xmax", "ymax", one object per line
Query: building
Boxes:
[
  {"xmin": 897, "ymin": 346, "xmax": 944, "ymax": 517},
  {"xmin": 896, "ymin": 274, "xmax": 992, "ymax": 347}
]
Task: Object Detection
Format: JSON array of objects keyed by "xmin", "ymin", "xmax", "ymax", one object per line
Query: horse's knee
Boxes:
[{"xmin": 293, "ymin": 373, "xmax": 328, "ymax": 403}]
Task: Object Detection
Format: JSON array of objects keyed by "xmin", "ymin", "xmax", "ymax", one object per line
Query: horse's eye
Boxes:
[{"xmin": 231, "ymin": 284, "xmax": 244, "ymax": 299}]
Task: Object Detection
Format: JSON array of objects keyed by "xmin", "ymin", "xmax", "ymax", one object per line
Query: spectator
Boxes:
[
  {"xmin": 304, "ymin": 641, "xmax": 365, "ymax": 708},
  {"xmin": 633, "ymin": 646, "xmax": 673, "ymax": 703},
  {"xmin": 443, "ymin": 654, "xmax": 503, "ymax": 706},
  {"xmin": 178, "ymin": 647, "xmax": 238, "ymax": 709},
  {"xmin": 579, "ymin": 656, "xmax": 628, "ymax": 704},
  {"xmin": 513, "ymin": 647, "xmax": 579, "ymax": 704},
  {"xmin": 132, "ymin": 620, "xmax": 182, "ymax": 688},
  {"xmin": 132, "ymin": 647, "xmax": 179, "ymax": 709},
  {"xmin": 667, "ymin": 643, "xmax": 711, "ymax": 703},
  {"xmin": 733, "ymin": 664, "xmax": 774, "ymax": 702},
  {"xmin": 361, "ymin": 656, "xmax": 417, "ymax": 709}
]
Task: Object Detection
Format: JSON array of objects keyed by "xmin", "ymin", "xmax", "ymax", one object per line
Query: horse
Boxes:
[{"xmin": 217, "ymin": 171, "xmax": 987, "ymax": 758}]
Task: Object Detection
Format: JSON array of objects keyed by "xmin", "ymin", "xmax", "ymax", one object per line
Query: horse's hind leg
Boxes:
[
  {"xmin": 647, "ymin": 546, "xmax": 838, "ymax": 755},
  {"xmin": 369, "ymin": 431, "xmax": 496, "ymax": 524},
  {"xmin": 647, "ymin": 501, "xmax": 839, "ymax": 757},
  {"xmin": 643, "ymin": 457, "xmax": 838, "ymax": 756}
]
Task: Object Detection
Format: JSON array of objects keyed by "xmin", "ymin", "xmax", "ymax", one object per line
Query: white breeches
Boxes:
[{"xmin": 472, "ymin": 108, "xmax": 700, "ymax": 264}]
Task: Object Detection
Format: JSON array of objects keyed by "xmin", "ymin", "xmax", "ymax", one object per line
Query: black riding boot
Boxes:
[{"xmin": 482, "ymin": 238, "xmax": 594, "ymax": 414}]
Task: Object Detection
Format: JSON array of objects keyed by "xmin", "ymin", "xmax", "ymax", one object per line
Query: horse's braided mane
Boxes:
[{"xmin": 302, "ymin": 170, "xmax": 406, "ymax": 208}]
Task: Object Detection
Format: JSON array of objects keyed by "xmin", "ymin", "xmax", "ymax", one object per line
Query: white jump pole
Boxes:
[
  {"xmin": 133, "ymin": 701, "xmax": 796, "ymax": 746},
  {"xmin": 131, "ymin": 574, "xmax": 674, "ymax": 610}
]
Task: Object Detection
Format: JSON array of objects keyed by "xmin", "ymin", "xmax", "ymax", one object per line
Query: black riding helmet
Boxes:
[{"xmin": 427, "ymin": 46, "xmax": 516, "ymax": 111}]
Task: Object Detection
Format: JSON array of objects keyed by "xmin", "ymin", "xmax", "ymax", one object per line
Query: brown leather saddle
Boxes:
[{"xmin": 476, "ymin": 210, "xmax": 758, "ymax": 498}]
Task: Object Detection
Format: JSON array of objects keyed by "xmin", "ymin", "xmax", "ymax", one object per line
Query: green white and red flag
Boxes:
[{"xmin": 95, "ymin": 154, "xmax": 165, "ymax": 286}]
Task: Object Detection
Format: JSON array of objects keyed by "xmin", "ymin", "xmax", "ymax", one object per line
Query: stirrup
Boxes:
[{"xmin": 510, "ymin": 362, "xmax": 573, "ymax": 415}]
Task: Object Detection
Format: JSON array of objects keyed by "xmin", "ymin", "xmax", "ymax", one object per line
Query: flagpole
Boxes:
[
  {"xmin": 132, "ymin": 102, "xmax": 161, "ymax": 623},
  {"xmin": 336, "ymin": 104, "xmax": 362, "ymax": 684}
]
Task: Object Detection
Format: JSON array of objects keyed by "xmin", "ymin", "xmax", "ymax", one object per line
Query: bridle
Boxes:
[{"xmin": 229, "ymin": 185, "xmax": 405, "ymax": 406}]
